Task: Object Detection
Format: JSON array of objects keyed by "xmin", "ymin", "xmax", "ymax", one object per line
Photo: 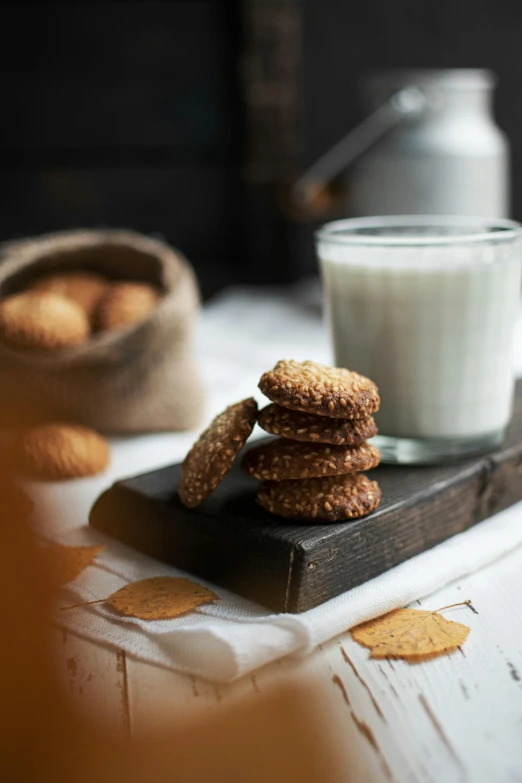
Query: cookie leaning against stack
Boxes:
[{"xmin": 246, "ymin": 360, "xmax": 382, "ymax": 522}]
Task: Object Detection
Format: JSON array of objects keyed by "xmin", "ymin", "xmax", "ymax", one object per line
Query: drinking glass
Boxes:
[{"xmin": 316, "ymin": 215, "xmax": 522, "ymax": 464}]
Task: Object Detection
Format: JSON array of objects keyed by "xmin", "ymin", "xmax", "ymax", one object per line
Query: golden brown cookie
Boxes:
[
  {"xmin": 29, "ymin": 271, "xmax": 108, "ymax": 319},
  {"xmin": 0, "ymin": 292, "xmax": 90, "ymax": 350},
  {"xmin": 179, "ymin": 398, "xmax": 258, "ymax": 508},
  {"xmin": 95, "ymin": 282, "xmax": 160, "ymax": 331},
  {"xmin": 259, "ymin": 360, "xmax": 380, "ymax": 419},
  {"xmin": 15, "ymin": 423, "xmax": 110, "ymax": 479},
  {"xmin": 241, "ymin": 438, "xmax": 380, "ymax": 481},
  {"xmin": 257, "ymin": 473, "xmax": 382, "ymax": 522},
  {"xmin": 258, "ymin": 403, "xmax": 378, "ymax": 446}
]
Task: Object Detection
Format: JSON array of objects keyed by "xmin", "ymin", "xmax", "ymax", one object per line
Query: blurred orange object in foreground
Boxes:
[{"xmin": 0, "ymin": 472, "xmax": 339, "ymax": 783}]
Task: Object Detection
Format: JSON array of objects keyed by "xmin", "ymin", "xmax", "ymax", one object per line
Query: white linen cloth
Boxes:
[{"xmin": 26, "ymin": 283, "xmax": 522, "ymax": 683}]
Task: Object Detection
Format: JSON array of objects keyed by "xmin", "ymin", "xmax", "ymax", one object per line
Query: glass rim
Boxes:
[{"xmin": 315, "ymin": 216, "xmax": 522, "ymax": 247}]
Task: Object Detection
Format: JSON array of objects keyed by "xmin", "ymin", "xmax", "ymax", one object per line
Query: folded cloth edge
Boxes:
[{"xmin": 52, "ymin": 500, "xmax": 522, "ymax": 682}]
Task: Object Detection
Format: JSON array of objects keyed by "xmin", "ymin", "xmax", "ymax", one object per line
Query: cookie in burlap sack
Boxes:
[{"xmin": 0, "ymin": 229, "xmax": 205, "ymax": 432}]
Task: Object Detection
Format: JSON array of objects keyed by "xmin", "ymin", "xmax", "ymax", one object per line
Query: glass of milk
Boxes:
[{"xmin": 316, "ymin": 216, "xmax": 522, "ymax": 463}]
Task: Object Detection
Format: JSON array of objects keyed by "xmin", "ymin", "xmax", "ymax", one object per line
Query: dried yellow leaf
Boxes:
[
  {"xmin": 351, "ymin": 607, "xmax": 470, "ymax": 662},
  {"xmin": 106, "ymin": 576, "xmax": 219, "ymax": 620},
  {"xmin": 40, "ymin": 544, "xmax": 105, "ymax": 587}
]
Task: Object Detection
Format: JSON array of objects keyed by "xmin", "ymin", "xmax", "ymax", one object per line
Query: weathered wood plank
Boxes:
[{"xmin": 50, "ymin": 628, "xmax": 130, "ymax": 735}]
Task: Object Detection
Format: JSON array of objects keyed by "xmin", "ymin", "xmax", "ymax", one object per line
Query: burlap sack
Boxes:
[{"xmin": 0, "ymin": 229, "xmax": 205, "ymax": 432}]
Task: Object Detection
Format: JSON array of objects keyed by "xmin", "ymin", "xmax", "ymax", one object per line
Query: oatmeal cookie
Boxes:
[
  {"xmin": 179, "ymin": 398, "xmax": 258, "ymax": 508},
  {"xmin": 259, "ymin": 359, "xmax": 379, "ymax": 419},
  {"xmin": 257, "ymin": 473, "xmax": 382, "ymax": 522},
  {"xmin": 241, "ymin": 438, "xmax": 380, "ymax": 481},
  {"xmin": 258, "ymin": 403, "xmax": 377, "ymax": 445}
]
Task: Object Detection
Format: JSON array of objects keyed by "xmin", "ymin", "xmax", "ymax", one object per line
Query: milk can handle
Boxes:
[{"xmin": 292, "ymin": 87, "xmax": 426, "ymax": 204}]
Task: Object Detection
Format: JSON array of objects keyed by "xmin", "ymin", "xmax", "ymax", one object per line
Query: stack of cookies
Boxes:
[
  {"xmin": 178, "ymin": 359, "xmax": 383, "ymax": 524},
  {"xmin": 243, "ymin": 360, "xmax": 382, "ymax": 522}
]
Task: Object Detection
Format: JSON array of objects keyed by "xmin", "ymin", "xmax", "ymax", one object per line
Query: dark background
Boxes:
[{"xmin": 1, "ymin": 0, "xmax": 521, "ymax": 296}]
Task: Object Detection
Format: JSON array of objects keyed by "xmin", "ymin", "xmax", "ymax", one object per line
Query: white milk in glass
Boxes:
[{"xmin": 317, "ymin": 218, "xmax": 522, "ymax": 462}]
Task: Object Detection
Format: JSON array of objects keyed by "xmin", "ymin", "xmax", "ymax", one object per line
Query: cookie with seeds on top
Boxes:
[
  {"xmin": 241, "ymin": 438, "xmax": 380, "ymax": 481},
  {"xmin": 258, "ymin": 403, "xmax": 378, "ymax": 446},
  {"xmin": 258, "ymin": 359, "xmax": 379, "ymax": 419},
  {"xmin": 257, "ymin": 473, "xmax": 382, "ymax": 522},
  {"xmin": 179, "ymin": 398, "xmax": 258, "ymax": 508}
]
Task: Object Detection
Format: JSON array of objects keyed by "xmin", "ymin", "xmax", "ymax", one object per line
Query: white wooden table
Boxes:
[
  {"xmin": 50, "ymin": 549, "xmax": 522, "ymax": 782},
  {"xmin": 36, "ymin": 286, "xmax": 522, "ymax": 782}
]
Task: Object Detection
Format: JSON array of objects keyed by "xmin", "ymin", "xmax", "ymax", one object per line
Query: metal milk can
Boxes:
[{"xmin": 294, "ymin": 69, "xmax": 509, "ymax": 218}]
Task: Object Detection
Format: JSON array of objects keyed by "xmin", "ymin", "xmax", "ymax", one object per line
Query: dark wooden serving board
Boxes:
[{"xmin": 90, "ymin": 382, "xmax": 522, "ymax": 613}]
